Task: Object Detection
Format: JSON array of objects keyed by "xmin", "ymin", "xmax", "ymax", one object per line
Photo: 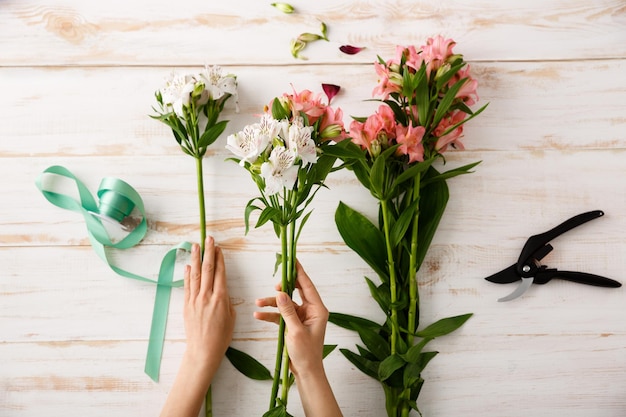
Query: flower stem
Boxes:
[
  {"xmin": 407, "ymin": 173, "xmax": 421, "ymax": 347},
  {"xmin": 269, "ymin": 224, "xmax": 289, "ymax": 410},
  {"xmin": 196, "ymin": 156, "xmax": 207, "ymax": 252},
  {"xmin": 195, "ymin": 156, "xmax": 212, "ymax": 417},
  {"xmin": 380, "ymin": 199, "xmax": 398, "ymax": 355}
]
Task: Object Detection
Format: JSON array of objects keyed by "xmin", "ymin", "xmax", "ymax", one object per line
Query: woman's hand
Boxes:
[
  {"xmin": 254, "ymin": 262, "xmax": 343, "ymax": 417},
  {"xmin": 160, "ymin": 236, "xmax": 235, "ymax": 417}
]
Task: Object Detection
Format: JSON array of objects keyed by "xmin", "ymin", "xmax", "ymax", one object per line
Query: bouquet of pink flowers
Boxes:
[
  {"xmin": 226, "ymin": 86, "xmax": 348, "ymax": 417},
  {"xmin": 330, "ymin": 36, "xmax": 487, "ymax": 416}
]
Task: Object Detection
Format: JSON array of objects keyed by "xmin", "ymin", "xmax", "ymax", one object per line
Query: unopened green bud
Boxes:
[
  {"xmin": 370, "ymin": 140, "xmax": 381, "ymax": 158},
  {"xmin": 271, "ymin": 2, "xmax": 295, "ymax": 14},
  {"xmin": 320, "ymin": 124, "xmax": 343, "ymax": 139},
  {"xmin": 298, "ymin": 32, "xmax": 322, "ymax": 42},
  {"xmin": 435, "ymin": 63, "xmax": 451, "ymax": 81},
  {"xmin": 320, "ymin": 21, "xmax": 329, "ymax": 40}
]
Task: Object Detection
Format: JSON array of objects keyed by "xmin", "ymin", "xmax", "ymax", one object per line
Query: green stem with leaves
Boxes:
[{"xmin": 407, "ymin": 173, "xmax": 421, "ymax": 347}]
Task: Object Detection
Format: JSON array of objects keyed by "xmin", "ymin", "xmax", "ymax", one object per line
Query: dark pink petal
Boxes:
[
  {"xmin": 339, "ymin": 45, "xmax": 365, "ymax": 55},
  {"xmin": 322, "ymin": 83, "xmax": 341, "ymax": 104}
]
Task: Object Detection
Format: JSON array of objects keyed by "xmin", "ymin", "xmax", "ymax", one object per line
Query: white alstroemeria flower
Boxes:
[
  {"xmin": 226, "ymin": 125, "xmax": 270, "ymax": 165},
  {"xmin": 260, "ymin": 146, "xmax": 299, "ymax": 195},
  {"xmin": 201, "ymin": 65, "xmax": 239, "ymax": 112},
  {"xmin": 160, "ymin": 73, "xmax": 206, "ymax": 117},
  {"xmin": 257, "ymin": 114, "xmax": 284, "ymax": 145},
  {"xmin": 288, "ymin": 123, "xmax": 317, "ymax": 165}
]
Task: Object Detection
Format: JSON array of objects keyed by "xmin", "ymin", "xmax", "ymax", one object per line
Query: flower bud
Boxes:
[
  {"xmin": 271, "ymin": 2, "xmax": 294, "ymax": 14},
  {"xmin": 290, "ymin": 38, "xmax": 307, "ymax": 59},
  {"xmin": 320, "ymin": 124, "xmax": 343, "ymax": 139},
  {"xmin": 434, "ymin": 63, "xmax": 451, "ymax": 81},
  {"xmin": 320, "ymin": 21, "xmax": 329, "ymax": 40},
  {"xmin": 370, "ymin": 140, "xmax": 381, "ymax": 158},
  {"xmin": 298, "ymin": 32, "xmax": 322, "ymax": 42}
]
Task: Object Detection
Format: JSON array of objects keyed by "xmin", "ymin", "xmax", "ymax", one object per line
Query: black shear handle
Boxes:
[
  {"xmin": 518, "ymin": 210, "xmax": 604, "ymax": 266},
  {"xmin": 535, "ymin": 270, "xmax": 621, "ymax": 287}
]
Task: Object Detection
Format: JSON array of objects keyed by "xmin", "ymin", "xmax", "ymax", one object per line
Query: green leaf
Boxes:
[
  {"xmin": 197, "ymin": 119, "xmax": 229, "ymax": 148},
  {"xmin": 390, "ymin": 198, "xmax": 419, "ymax": 248},
  {"xmin": 403, "ymin": 362, "xmax": 424, "ymax": 388},
  {"xmin": 273, "ymin": 252, "xmax": 282, "ymax": 276},
  {"xmin": 335, "ymin": 202, "xmax": 388, "ymax": 281},
  {"xmin": 421, "ymin": 161, "xmax": 481, "ymax": 187},
  {"xmin": 416, "ymin": 313, "xmax": 473, "ymax": 339},
  {"xmin": 415, "ymin": 166, "xmax": 449, "ymax": 268},
  {"xmin": 328, "ymin": 312, "xmax": 381, "ymax": 331},
  {"xmin": 365, "ymin": 277, "xmax": 390, "ymax": 312},
  {"xmin": 339, "ymin": 348, "xmax": 380, "ymax": 380},
  {"xmin": 225, "ymin": 347, "xmax": 272, "ymax": 380},
  {"xmin": 271, "ymin": 98, "xmax": 290, "ymax": 120},
  {"xmin": 369, "ymin": 152, "xmax": 386, "ymax": 198},
  {"xmin": 263, "ymin": 405, "xmax": 293, "ymax": 417},
  {"xmin": 256, "ymin": 206, "xmax": 282, "ymax": 228},
  {"xmin": 323, "ymin": 344, "xmax": 338, "ymax": 359},
  {"xmin": 322, "ymin": 140, "xmax": 366, "ymax": 161},
  {"xmin": 432, "ymin": 77, "xmax": 466, "ymax": 128},
  {"xmin": 391, "ymin": 159, "xmax": 433, "ymax": 190},
  {"xmin": 355, "ymin": 324, "xmax": 390, "ymax": 361},
  {"xmin": 244, "ymin": 198, "xmax": 264, "ymax": 235},
  {"xmin": 402, "ymin": 338, "xmax": 432, "ymax": 364},
  {"xmin": 378, "ymin": 354, "xmax": 406, "ymax": 381}
]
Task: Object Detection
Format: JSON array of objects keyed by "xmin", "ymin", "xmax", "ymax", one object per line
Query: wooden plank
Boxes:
[
  {"xmin": 1, "ymin": 0, "xmax": 624, "ymax": 66},
  {"xmin": 1, "ymin": 335, "xmax": 624, "ymax": 416},
  {"xmin": 3, "ymin": 147, "xmax": 625, "ymax": 246},
  {"xmin": 1, "ymin": 60, "xmax": 624, "ymax": 159}
]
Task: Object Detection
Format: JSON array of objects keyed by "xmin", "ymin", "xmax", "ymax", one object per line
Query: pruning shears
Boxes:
[{"xmin": 485, "ymin": 210, "xmax": 621, "ymax": 302}]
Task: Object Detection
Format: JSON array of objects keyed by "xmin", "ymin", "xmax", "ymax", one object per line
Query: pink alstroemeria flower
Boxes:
[
  {"xmin": 434, "ymin": 110, "xmax": 466, "ymax": 152},
  {"xmin": 420, "ymin": 35, "xmax": 456, "ymax": 76},
  {"xmin": 450, "ymin": 65, "xmax": 479, "ymax": 106},
  {"xmin": 375, "ymin": 104, "xmax": 397, "ymax": 141},
  {"xmin": 287, "ymin": 88, "xmax": 325, "ymax": 124},
  {"xmin": 349, "ymin": 115, "xmax": 383, "ymax": 153},
  {"xmin": 396, "ymin": 124, "xmax": 426, "ymax": 163},
  {"xmin": 373, "ymin": 61, "xmax": 402, "ymax": 99}
]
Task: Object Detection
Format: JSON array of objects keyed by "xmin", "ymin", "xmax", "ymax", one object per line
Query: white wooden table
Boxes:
[{"xmin": 1, "ymin": 1, "xmax": 625, "ymax": 416}]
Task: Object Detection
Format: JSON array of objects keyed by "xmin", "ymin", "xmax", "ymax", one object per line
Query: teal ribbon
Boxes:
[{"xmin": 35, "ymin": 165, "xmax": 190, "ymax": 382}]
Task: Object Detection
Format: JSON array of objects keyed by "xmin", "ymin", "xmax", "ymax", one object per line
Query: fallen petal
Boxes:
[
  {"xmin": 339, "ymin": 45, "xmax": 365, "ymax": 55},
  {"xmin": 322, "ymin": 83, "xmax": 341, "ymax": 104}
]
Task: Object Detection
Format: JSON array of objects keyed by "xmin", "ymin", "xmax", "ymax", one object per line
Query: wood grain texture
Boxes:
[{"xmin": 1, "ymin": 0, "xmax": 625, "ymax": 416}]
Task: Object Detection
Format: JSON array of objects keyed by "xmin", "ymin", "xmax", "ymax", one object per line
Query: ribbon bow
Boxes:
[{"xmin": 35, "ymin": 165, "xmax": 190, "ymax": 382}]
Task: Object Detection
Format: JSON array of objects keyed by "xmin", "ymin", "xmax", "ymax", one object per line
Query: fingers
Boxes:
[
  {"xmin": 188, "ymin": 243, "xmax": 202, "ymax": 300},
  {"xmin": 184, "ymin": 265, "xmax": 191, "ymax": 304},
  {"xmin": 294, "ymin": 261, "xmax": 323, "ymax": 306},
  {"xmin": 256, "ymin": 296, "xmax": 278, "ymax": 308},
  {"xmin": 276, "ymin": 292, "xmax": 302, "ymax": 332},
  {"xmin": 253, "ymin": 311, "xmax": 281, "ymax": 325},
  {"xmin": 200, "ymin": 236, "xmax": 216, "ymax": 296},
  {"xmin": 211, "ymin": 246, "xmax": 228, "ymax": 297}
]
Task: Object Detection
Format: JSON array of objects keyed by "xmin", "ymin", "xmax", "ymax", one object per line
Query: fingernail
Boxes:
[
  {"xmin": 206, "ymin": 236, "xmax": 214, "ymax": 247},
  {"xmin": 276, "ymin": 292, "xmax": 289, "ymax": 305},
  {"xmin": 193, "ymin": 243, "xmax": 199, "ymax": 253}
]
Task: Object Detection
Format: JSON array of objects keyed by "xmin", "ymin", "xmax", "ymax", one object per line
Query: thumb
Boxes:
[{"xmin": 276, "ymin": 292, "xmax": 301, "ymax": 331}]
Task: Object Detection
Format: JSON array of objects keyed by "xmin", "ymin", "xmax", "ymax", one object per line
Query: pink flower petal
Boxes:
[
  {"xmin": 322, "ymin": 83, "xmax": 341, "ymax": 104},
  {"xmin": 339, "ymin": 45, "xmax": 365, "ymax": 55}
]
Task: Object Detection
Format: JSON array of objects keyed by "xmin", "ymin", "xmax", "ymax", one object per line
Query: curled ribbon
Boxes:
[{"xmin": 35, "ymin": 165, "xmax": 189, "ymax": 382}]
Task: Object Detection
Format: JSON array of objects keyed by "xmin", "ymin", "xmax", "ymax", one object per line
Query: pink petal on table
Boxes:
[{"xmin": 339, "ymin": 45, "xmax": 365, "ymax": 55}]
